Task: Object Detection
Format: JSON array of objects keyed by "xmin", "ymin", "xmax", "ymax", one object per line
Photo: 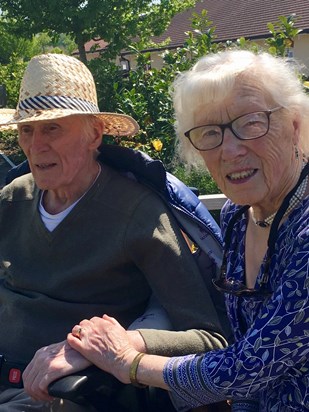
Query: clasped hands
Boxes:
[{"xmin": 23, "ymin": 315, "xmax": 144, "ymax": 401}]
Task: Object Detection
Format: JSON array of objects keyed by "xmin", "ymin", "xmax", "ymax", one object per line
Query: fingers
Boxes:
[
  {"xmin": 67, "ymin": 332, "xmax": 83, "ymax": 351},
  {"xmin": 71, "ymin": 326, "xmax": 83, "ymax": 340},
  {"xmin": 23, "ymin": 340, "xmax": 91, "ymax": 401},
  {"xmin": 23, "ymin": 347, "xmax": 56, "ymax": 401},
  {"xmin": 102, "ymin": 314, "xmax": 118, "ymax": 323},
  {"xmin": 70, "ymin": 319, "xmax": 92, "ymax": 344},
  {"xmin": 70, "ymin": 315, "xmax": 114, "ymax": 342},
  {"xmin": 68, "ymin": 319, "xmax": 93, "ymax": 352}
]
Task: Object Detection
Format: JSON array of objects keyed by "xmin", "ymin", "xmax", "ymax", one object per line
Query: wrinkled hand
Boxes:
[
  {"xmin": 68, "ymin": 315, "xmax": 138, "ymax": 384},
  {"xmin": 23, "ymin": 340, "xmax": 91, "ymax": 401}
]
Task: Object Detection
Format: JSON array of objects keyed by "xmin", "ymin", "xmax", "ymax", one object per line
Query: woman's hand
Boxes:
[
  {"xmin": 23, "ymin": 340, "xmax": 92, "ymax": 401},
  {"xmin": 68, "ymin": 314, "xmax": 139, "ymax": 384}
]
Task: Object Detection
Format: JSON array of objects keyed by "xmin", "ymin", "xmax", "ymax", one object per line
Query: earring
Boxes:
[{"xmin": 294, "ymin": 145, "xmax": 299, "ymax": 159}]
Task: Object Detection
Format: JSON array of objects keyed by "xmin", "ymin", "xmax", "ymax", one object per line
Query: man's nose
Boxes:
[{"xmin": 30, "ymin": 129, "xmax": 48, "ymax": 151}]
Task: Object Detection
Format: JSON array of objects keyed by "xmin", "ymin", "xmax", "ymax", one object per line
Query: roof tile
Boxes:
[
  {"xmin": 153, "ymin": 0, "xmax": 309, "ymax": 46},
  {"xmin": 83, "ymin": 1, "xmax": 309, "ymax": 53}
]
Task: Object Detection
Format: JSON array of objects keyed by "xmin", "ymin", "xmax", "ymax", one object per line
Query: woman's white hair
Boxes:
[{"xmin": 173, "ymin": 50, "xmax": 309, "ymax": 166}]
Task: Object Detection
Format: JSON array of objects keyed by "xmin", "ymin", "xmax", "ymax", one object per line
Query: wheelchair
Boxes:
[
  {"xmin": 6, "ymin": 146, "xmax": 232, "ymax": 411},
  {"xmin": 48, "ymin": 366, "xmax": 176, "ymax": 412},
  {"xmin": 47, "ymin": 364, "xmax": 231, "ymax": 411}
]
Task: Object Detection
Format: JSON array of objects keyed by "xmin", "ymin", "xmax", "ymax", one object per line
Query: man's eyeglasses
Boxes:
[{"xmin": 184, "ymin": 107, "xmax": 282, "ymax": 151}]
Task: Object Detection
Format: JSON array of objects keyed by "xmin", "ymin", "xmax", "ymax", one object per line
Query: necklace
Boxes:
[{"xmin": 253, "ymin": 174, "xmax": 308, "ymax": 228}]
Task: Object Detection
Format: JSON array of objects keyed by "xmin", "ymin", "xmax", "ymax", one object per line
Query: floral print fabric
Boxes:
[{"xmin": 164, "ymin": 196, "xmax": 309, "ymax": 411}]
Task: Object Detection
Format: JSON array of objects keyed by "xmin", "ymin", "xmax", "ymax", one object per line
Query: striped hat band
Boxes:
[{"xmin": 19, "ymin": 95, "xmax": 99, "ymax": 113}]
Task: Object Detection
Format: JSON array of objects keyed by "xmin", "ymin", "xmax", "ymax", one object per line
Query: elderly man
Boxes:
[{"xmin": 0, "ymin": 54, "xmax": 227, "ymax": 411}]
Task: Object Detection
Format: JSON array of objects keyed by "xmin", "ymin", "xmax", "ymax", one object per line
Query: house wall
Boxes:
[
  {"xmin": 88, "ymin": 33, "xmax": 309, "ymax": 76},
  {"xmin": 147, "ymin": 33, "xmax": 309, "ymax": 73},
  {"xmin": 294, "ymin": 34, "xmax": 309, "ymax": 75}
]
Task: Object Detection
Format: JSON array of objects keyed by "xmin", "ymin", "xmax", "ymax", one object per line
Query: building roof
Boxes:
[
  {"xmin": 153, "ymin": 0, "xmax": 309, "ymax": 47},
  {"xmin": 84, "ymin": 0, "xmax": 309, "ymax": 54},
  {"xmin": 84, "ymin": 38, "xmax": 109, "ymax": 53}
]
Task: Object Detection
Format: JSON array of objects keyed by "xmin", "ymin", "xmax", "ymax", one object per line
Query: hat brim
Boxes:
[
  {"xmin": 0, "ymin": 109, "xmax": 17, "ymax": 131},
  {"xmin": 0, "ymin": 108, "xmax": 139, "ymax": 137}
]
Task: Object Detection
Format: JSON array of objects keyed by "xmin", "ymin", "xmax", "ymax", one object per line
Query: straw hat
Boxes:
[
  {"xmin": 0, "ymin": 53, "xmax": 139, "ymax": 136},
  {"xmin": 0, "ymin": 109, "xmax": 16, "ymax": 123},
  {"xmin": 0, "ymin": 109, "xmax": 17, "ymax": 131}
]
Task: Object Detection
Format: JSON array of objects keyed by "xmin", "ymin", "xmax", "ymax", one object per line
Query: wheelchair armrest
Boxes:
[
  {"xmin": 48, "ymin": 366, "xmax": 176, "ymax": 412},
  {"xmin": 48, "ymin": 366, "xmax": 121, "ymax": 404}
]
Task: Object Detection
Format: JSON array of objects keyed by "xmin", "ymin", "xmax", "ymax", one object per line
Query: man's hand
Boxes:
[{"xmin": 23, "ymin": 340, "xmax": 91, "ymax": 401}]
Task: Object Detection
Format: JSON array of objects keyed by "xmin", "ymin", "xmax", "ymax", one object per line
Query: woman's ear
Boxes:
[{"xmin": 292, "ymin": 113, "xmax": 301, "ymax": 145}]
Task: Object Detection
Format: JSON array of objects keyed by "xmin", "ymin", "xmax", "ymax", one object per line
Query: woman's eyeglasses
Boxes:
[
  {"xmin": 184, "ymin": 107, "xmax": 282, "ymax": 151},
  {"xmin": 212, "ymin": 205, "xmax": 272, "ymax": 298},
  {"xmin": 212, "ymin": 163, "xmax": 309, "ymax": 298},
  {"xmin": 212, "ymin": 256, "xmax": 272, "ymax": 298}
]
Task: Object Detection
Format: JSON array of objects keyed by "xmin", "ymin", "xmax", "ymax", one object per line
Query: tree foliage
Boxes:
[
  {"xmin": 0, "ymin": 59, "xmax": 26, "ymax": 107},
  {"xmin": 266, "ymin": 14, "xmax": 303, "ymax": 56},
  {"xmin": 0, "ymin": 15, "xmax": 77, "ymax": 66},
  {"xmin": 0, "ymin": 11, "xmax": 305, "ymax": 193},
  {"xmin": 0, "ymin": 18, "xmax": 35, "ymax": 64},
  {"xmin": 0, "ymin": 0, "xmax": 195, "ymax": 64},
  {"xmin": 89, "ymin": 9, "xmax": 220, "ymax": 167}
]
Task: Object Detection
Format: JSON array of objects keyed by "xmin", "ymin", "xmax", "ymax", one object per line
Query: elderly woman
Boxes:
[{"xmin": 63, "ymin": 50, "xmax": 309, "ymax": 411}]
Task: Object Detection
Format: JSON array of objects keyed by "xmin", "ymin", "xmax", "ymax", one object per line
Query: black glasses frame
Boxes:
[
  {"xmin": 184, "ymin": 107, "xmax": 282, "ymax": 151},
  {"xmin": 212, "ymin": 205, "xmax": 272, "ymax": 298}
]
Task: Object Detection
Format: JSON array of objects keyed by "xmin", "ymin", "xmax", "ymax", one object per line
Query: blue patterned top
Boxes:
[{"xmin": 164, "ymin": 195, "xmax": 309, "ymax": 411}]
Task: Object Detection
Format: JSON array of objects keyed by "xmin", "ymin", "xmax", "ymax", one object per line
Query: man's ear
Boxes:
[{"xmin": 90, "ymin": 119, "xmax": 105, "ymax": 150}]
